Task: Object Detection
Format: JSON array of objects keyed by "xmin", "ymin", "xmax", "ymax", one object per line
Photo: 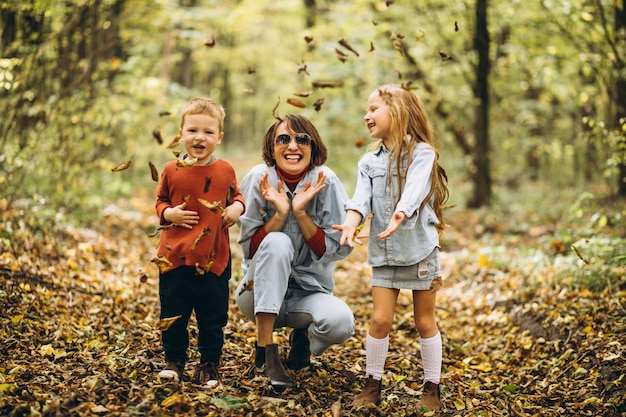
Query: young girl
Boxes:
[{"xmin": 333, "ymin": 84, "xmax": 449, "ymax": 411}]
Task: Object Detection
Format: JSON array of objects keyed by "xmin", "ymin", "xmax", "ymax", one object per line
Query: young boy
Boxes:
[{"xmin": 154, "ymin": 97, "xmax": 245, "ymax": 387}]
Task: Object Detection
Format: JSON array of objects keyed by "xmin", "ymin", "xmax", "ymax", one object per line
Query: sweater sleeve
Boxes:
[{"xmin": 305, "ymin": 227, "xmax": 326, "ymax": 258}]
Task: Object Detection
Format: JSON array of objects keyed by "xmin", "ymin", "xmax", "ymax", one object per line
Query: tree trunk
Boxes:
[
  {"xmin": 468, "ymin": 0, "xmax": 492, "ymax": 208},
  {"xmin": 615, "ymin": 3, "xmax": 626, "ymax": 197}
]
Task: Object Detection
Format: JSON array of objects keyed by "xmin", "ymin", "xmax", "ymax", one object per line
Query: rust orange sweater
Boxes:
[{"xmin": 155, "ymin": 158, "xmax": 245, "ymax": 276}]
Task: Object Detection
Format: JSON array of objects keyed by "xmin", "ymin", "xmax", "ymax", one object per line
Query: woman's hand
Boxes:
[
  {"xmin": 291, "ymin": 171, "xmax": 326, "ymax": 215},
  {"xmin": 259, "ymin": 172, "xmax": 290, "ymax": 216}
]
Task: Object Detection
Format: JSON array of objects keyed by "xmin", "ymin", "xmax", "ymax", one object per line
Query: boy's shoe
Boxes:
[
  {"xmin": 286, "ymin": 328, "xmax": 311, "ymax": 371},
  {"xmin": 196, "ymin": 362, "xmax": 220, "ymax": 388},
  {"xmin": 352, "ymin": 375, "xmax": 381, "ymax": 407},
  {"xmin": 416, "ymin": 381, "xmax": 442, "ymax": 412},
  {"xmin": 158, "ymin": 361, "xmax": 185, "ymax": 382}
]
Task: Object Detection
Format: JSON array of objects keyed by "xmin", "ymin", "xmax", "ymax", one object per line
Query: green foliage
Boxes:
[{"xmin": 1, "ymin": 0, "xmax": 625, "ymax": 227}]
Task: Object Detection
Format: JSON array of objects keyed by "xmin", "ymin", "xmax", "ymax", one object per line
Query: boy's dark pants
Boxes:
[{"xmin": 159, "ymin": 263, "xmax": 230, "ymax": 364}]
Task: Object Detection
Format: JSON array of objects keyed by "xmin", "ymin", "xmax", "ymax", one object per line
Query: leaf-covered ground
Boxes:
[{"xmin": 1, "ymin": 191, "xmax": 625, "ymax": 416}]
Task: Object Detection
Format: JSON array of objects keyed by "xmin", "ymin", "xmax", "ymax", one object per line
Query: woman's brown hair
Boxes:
[{"xmin": 261, "ymin": 114, "xmax": 328, "ymax": 168}]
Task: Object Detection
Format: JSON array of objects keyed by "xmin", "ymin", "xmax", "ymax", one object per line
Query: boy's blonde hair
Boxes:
[{"xmin": 180, "ymin": 97, "xmax": 225, "ymax": 131}]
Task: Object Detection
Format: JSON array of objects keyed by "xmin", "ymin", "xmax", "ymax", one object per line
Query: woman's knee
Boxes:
[{"xmin": 258, "ymin": 232, "xmax": 294, "ymax": 254}]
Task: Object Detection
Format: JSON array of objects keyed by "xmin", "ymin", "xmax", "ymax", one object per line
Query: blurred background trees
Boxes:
[{"xmin": 1, "ymin": 0, "xmax": 624, "ymax": 220}]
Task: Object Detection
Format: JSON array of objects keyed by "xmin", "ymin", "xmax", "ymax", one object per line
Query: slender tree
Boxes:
[{"xmin": 468, "ymin": 0, "xmax": 492, "ymax": 207}]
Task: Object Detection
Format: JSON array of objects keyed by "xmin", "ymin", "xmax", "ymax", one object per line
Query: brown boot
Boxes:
[
  {"xmin": 258, "ymin": 344, "xmax": 295, "ymax": 390},
  {"xmin": 286, "ymin": 328, "xmax": 311, "ymax": 371},
  {"xmin": 352, "ymin": 375, "xmax": 381, "ymax": 407},
  {"xmin": 416, "ymin": 381, "xmax": 441, "ymax": 412}
]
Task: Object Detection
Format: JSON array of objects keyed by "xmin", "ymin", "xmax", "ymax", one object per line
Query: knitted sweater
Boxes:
[{"xmin": 155, "ymin": 158, "xmax": 245, "ymax": 276}]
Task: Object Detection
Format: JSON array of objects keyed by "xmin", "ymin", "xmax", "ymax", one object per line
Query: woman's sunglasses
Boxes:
[{"xmin": 275, "ymin": 133, "xmax": 312, "ymax": 146}]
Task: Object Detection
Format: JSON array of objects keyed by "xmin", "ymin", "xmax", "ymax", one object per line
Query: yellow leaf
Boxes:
[
  {"xmin": 111, "ymin": 160, "xmax": 132, "ymax": 172},
  {"xmin": 157, "ymin": 315, "xmax": 182, "ymax": 331},
  {"xmin": 477, "ymin": 254, "xmax": 491, "ymax": 268},
  {"xmin": 151, "ymin": 255, "xmax": 173, "ymax": 273},
  {"xmin": 583, "ymin": 325, "xmax": 594, "ymax": 334},
  {"xmin": 469, "ymin": 363, "xmax": 492, "ymax": 372},
  {"xmin": 581, "ymin": 12, "xmax": 593, "ymax": 21},
  {"xmin": 39, "ymin": 344, "xmax": 56, "ymax": 357},
  {"xmin": 454, "ymin": 398, "xmax": 466, "ymax": 410},
  {"xmin": 161, "ymin": 393, "xmax": 185, "ymax": 407}
]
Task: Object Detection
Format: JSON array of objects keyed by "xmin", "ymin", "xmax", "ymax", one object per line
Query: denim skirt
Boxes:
[{"xmin": 371, "ymin": 248, "xmax": 440, "ymax": 291}]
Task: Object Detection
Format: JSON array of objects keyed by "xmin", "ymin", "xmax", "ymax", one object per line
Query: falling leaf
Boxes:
[
  {"xmin": 190, "ymin": 227, "xmax": 212, "ymax": 250},
  {"xmin": 368, "ymin": 41, "xmax": 375, "ymax": 52},
  {"xmin": 176, "ymin": 157, "xmax": 198, "ymax": 167},
  {"xmin": 158, "ymin": 111, "xmax": 171, "ymax": 117},
  {"xmin": 312, "ymin": 81, "xmax": 343, "ymax": 89},
  {"xmin": 355, "ymin": 137, "xmax": 365, "ymax": 148},
  {"xmin": 454, "ymin": 21, "xmax": 459, "ymax": 32},
  {"xmin": 272, "ymin": 97, "xmax": 281, "ymax": 119},
  {"xmin": 294, "ymin": 91, "xmax": 313, "ymax": 98},
  {"xmin": 571, "ymin": 244, "xmax": 589, "ymax": 264},
  {"xmin": 157, "ymin": 315, "xmax": 182, "ymax": 332},
  {"xmin": 313, "ymin": 98, "xmax": 325, "ymax": 112},
  {"xmin": 198, "ymin": 198, "xmax": 225, "ymax": 213},
  {"xmin": 335, "ymin": 48, "xmax": 349, "ymax": 58},
  {"xmin": 204, "ymin": 35, "xmax": 216, "ymax": 47},
  {"xmin": 415, "ymin": 28, "xmax": 426, "ymax": 41},
  {"xmin": 338, "ymin": 38, "xmax": 360, "ymax": 57},
  {"xmin": 172, "ymin": 150, "xmax": 181, "ymax": 158},
  {"xmin": 438, "ymin": 50, "xmax": 453, "ymax": 61},
  {"xmin": 152, "ymin": 129, "xmax": 163, "ymax": 145},
  {"xmin": 237, "ymin": 279, "xmax": 254, "ymax": 296},
  {"xmin": 287, "ymin": 98, "xmax": 306, "ymax": 109},
  {"xmin": 304, "ymin": 36, "xmax": 314, "ymax": 44},
  {"xmin": 247, "ymin": 67, "xmax": 256, "ymax": 74},
  {"xmin": 151, "ymin": 255, "xmax": 173, "ymax": 273},
  {"xmin": 298, "ymin": 62, "xmax": 310, "ymax": 75},
  {"xmin": 167, "ymin": 135, "xmax": 181, "ymax": 148},
  {"xmin": 148, "ymin": 161, "xmax": 159, "ymax": 182},
  {"xmin": 243, "ymin": 88, "xmax": 254, "ymax": 94},
  {"xmin": 111, "ymin": 160, "xmax": 132, "ymax": 172}
]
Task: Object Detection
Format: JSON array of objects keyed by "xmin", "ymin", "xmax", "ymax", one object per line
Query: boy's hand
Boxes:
[
  {"xmin": 165, "ymin": 202, "xmax": 199, "ymax": 229},
  {"xmin": 222, "ymin": 201, "xmax": 244, "ymax": 228}
]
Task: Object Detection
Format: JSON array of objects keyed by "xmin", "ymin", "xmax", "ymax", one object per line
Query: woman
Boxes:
[{"xmin": 236, "ymin": 114, "xmax": 354, "ymax": 390}]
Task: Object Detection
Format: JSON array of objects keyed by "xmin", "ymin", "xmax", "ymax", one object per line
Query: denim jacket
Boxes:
[
  {"xmin": 238, "ymin": 164, "xmax": 352, "ymax": 293},
  {"xmin": 346, "ymin": 142, "xmax": 440, "ymax": 267}
]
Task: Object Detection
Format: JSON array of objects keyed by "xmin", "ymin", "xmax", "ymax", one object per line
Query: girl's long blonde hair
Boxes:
[{"xmin": 371, "ymin": 84, "xmax": 449, "ymax": 230}]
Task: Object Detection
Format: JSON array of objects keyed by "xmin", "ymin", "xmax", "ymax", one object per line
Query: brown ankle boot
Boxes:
[
  {"xmin": 416, "ymin": 381, "xmax": 441, "ymax": 412},
  {"xmin": 352, "ymin": 375, "xmax": 381, "ymax": 407},
  {"xmin": 261, "ymin": 344, "xmax": 295, "ymax": 390},
  {"xmin": 286, "ymin": 328, "xmax": 311, "ymax": 371}
]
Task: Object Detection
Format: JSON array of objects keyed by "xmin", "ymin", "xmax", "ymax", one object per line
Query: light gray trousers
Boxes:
[{"xmin": 235, "ymin": 232, "xmax": 355, "ymax": 355}]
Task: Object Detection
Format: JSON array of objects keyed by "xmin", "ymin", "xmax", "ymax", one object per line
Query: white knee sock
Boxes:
[
  {"xmin": 420, "ymin": 332, "xmax": 442, "ymax": 384},
  {"xmin": 365, "ymin": 332, "xmax": 388, "ymax": 380}
]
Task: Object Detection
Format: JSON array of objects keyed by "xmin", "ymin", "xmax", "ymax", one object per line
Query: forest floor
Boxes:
[{"xmin": 0, "ymin": 183, "xmax": 625, "ymax": 416}]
